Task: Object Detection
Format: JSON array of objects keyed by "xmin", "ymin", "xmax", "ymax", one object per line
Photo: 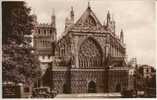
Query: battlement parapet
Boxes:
[{"xmin": 36, "ymin": 23, "xmax": 52, "ymax": 28}]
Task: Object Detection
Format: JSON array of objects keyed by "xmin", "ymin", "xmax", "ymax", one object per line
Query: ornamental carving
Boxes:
[
  {"xmin": 83, "ymin": 15, "xmax": 96, "ymax": 27},
  {"xmin": 78, "ymin": 38, "xmax": 102, "ymax": 68}
]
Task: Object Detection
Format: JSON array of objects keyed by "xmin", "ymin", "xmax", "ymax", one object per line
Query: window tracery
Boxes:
[
  {"xmin": 83, "ymin": 15, "xmax": 96, "ymax": 27},
  {"xmin": 78, "ymin": 38, "xmax": 102, "ymax": 68}
]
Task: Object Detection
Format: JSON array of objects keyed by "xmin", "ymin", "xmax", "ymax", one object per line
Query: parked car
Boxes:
[{"xmin": 32, "ymin": 87, "xmax": 58, "ymax": 98}]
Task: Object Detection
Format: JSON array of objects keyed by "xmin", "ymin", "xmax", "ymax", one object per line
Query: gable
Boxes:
[{"xmin": 74, "ymin": 7, "xmax": 102, "ymax": 28}]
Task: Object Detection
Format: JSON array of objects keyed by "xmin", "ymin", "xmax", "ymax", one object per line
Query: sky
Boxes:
[{"xmin": 24, "ymin": 0, "xmax": 156, "ymax": 67}]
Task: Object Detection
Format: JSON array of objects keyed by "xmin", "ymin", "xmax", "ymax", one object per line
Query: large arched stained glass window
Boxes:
[{"xmin": 78, "ymin": 38, "xmax": 102, "ymax": 68}]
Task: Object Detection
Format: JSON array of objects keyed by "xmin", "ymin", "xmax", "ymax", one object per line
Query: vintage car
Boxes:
[{"xmin": 33, "ymin": 87, "xmax": 58, "ymax": 98}]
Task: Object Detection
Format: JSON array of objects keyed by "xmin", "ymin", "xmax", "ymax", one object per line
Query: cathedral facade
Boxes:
[{"xmin": 33, "ymin": 4, "xmax": 134, "ymax": 93}]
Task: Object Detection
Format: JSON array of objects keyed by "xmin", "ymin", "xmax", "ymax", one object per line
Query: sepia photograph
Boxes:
[{"xmin": 1, "ymin": 0, "xmax": 156, "ymax": 98}]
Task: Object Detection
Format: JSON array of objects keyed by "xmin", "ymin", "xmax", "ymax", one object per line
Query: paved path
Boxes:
[{"xmin": 55, "ymin": 93, "xmax": 121, "ymax": 98}]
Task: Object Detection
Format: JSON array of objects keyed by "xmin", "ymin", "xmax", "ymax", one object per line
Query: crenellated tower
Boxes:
[{"xmin": 33, "ymin": 11, "xmax": 57, "ymax": 75}]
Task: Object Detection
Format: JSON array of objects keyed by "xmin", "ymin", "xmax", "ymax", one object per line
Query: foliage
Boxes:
[
  {"xmin": 2, "ymin": 1, "xmax": 34, "ymax": 44},
  {"xmin": 146, "ymin": 74, "xmax": 156, "ymax": 88},
  {"xmin": 2, "ymin": 1, "xmax": 41, "ymax": 85}
]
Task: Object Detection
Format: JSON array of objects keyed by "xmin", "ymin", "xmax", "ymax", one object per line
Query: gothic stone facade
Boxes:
[
  {"xmin": 50, "ymin": 5, "xmax": 131, "ymax": 94},
  {"xmin": 34, "ymin": 6, "xmax": 130, "ymax": 93}
]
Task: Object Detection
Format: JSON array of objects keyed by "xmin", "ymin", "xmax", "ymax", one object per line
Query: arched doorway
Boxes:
[
  {"xmin": 116, "ymin": 83, "xmax": 121, "ymax": 92},
  {"xmin": 63, "ymin": 84, "xmax": 68, "ymax": 94},
  {"xmin": 88, "ymin": 81, "xmax": 96, "ymax": 93}
]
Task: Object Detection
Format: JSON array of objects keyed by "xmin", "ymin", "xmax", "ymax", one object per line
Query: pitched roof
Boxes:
[{"xmin": 74, "ymin": 6, "xmax": 102, "ymax": 28}]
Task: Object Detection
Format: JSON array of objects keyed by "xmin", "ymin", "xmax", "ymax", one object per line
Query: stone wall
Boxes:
[{"xmin": 52, "ymin": 69, "xmax": 107, "ymax": 94}]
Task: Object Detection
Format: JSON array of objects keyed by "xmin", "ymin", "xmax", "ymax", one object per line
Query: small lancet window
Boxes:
[
  {"xmin": 50, "ymin": 30, "xmax": 52, "ymax": 34},
  {"xmin": 38, "ymin": 29, "xmax": 40, "ymax": 34},
  {"xmin": 44, "ymin": 30, "xmax": 46, "ymax": 34}
]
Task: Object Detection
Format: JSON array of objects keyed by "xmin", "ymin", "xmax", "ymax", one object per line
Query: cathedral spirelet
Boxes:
[{"xmin": 33, "ymin": 3, "xmax": 133, "ymax": 94}]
